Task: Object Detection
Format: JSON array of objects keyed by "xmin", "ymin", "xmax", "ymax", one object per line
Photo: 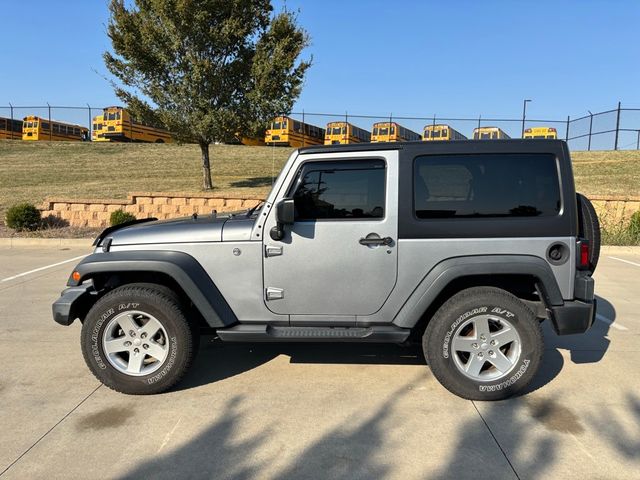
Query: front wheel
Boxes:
[
  {"xmin": 81, "ymin": 284, "xmax": 198, "ymax": 394},
  {"xmin": 423, "ymin": 287, "xmax": 543, "ymax": 400}
]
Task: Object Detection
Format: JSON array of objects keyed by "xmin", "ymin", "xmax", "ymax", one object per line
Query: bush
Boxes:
[
  {"xmin": 110, "ymin": 209, "xmax": 137, "ymax": 226},
  {"xmin": 5, "ymin": 203, "xmax": 41, "ymax": 231},
  {"xmin": 629, "ymin": 211, "xmax": 640, "ymax": 241}
]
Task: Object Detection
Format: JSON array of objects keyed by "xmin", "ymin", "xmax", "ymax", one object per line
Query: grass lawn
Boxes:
[{"xmin": 0, "ymin": 140, "xmax": 638, "ymax": 217}]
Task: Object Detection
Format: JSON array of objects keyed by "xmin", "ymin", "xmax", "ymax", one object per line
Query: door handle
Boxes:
[{"xmin": 359, "ymin": 236, "xmax": 393, "ymax": 246}]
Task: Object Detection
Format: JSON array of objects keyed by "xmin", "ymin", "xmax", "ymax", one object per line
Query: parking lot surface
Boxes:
[{"xmin": 0, "ymin": 245, "xmax": 639, "ymax": 479}]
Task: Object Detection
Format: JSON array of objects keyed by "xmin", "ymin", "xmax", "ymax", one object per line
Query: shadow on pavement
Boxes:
[
  {"xmin": 177, "ymin": 340, "xmax": 425, "ymax": 392},
  {"xmin": 545, "ymin": 295, "xmax": 614, "ymax": 364},
  {"xmin": 120, "ymin": 381, "xmax": 417, "ymax": 479}
]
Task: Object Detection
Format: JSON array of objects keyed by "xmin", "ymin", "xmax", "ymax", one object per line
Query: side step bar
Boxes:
[{"xmin": 217, "ymin": 324, "xmax": 411, "ymax": 343}]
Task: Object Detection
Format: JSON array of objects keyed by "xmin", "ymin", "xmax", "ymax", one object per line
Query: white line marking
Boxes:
[
  {"xmin": 0, "ymin": 255, "xmax": 86, "ymax": 283},
  {"xmin": 158, "ymin": 417, "xmax": 182, "ymax": 453},
  {"xmin": 596, "ymin": 313, "xmax": 628, "ymax": 331},
  {"xmin": 608, "ymin": 256, "xmax": 640, "ymax": 268}
]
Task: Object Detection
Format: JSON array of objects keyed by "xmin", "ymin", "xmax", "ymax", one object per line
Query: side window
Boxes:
[
  {"xmin": 414, "ymin": 154, "xmax": 561, "ymax": 219},
  {"xmin": 291, "ymin": 160, "xmax": 386, "ymax": 220}
]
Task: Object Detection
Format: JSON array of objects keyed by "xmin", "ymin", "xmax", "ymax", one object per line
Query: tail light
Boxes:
[{"xmin": 577, "ymin": 239, "xmax": 590, "ymax": 269}]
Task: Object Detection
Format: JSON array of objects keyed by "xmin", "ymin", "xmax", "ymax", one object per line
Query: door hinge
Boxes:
[
  {"xmin": 265, "ymin": 245, "xmax": 283, "ymax": 257},
  {"xmin": 265, "ymin": 287, "xmax": 284, "ymax": 300}
]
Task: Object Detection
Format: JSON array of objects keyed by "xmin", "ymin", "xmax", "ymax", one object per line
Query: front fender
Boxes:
[{"xmin": 64, "ymin": 250, "xmax": 237, "ymax": 328}]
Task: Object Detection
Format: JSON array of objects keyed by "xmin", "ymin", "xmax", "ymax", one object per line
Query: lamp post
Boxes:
[{"xmin": 521, "ymin": 99, "xmax": 531, "ymax": 138}]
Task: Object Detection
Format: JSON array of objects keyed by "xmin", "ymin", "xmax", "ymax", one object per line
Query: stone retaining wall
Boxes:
[
  {"xmin": 589, "ymin": 196, "xmax": 640, "ymax": 228},
  {"xmin": 41, "ymin": 193, "xmax": 640, "ymax": 229},
  {"xmin": 41, "ymin": 192, "xmax": 263, "ymax": 227}
]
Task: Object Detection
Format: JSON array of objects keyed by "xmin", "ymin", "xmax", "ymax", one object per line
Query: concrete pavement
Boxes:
[{"xmin": 0, "ymin": 246, "xmax": 639, "ymax": 479}]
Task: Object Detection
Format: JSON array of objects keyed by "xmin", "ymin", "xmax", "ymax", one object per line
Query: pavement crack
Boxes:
[
  {"xmin": 0, "ymin": 384, "xmax": 102, "ymax": 477},
  {"xmin": 471, "ymin": 400, "xmax": 521, "ymax": 480}
]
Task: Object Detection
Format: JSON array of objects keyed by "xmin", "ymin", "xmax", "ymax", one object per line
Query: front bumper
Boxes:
[
  {"xmin": 52, "ymin": 284, "xmax": 94, "ymax": 326},
  {"xmin": 549, "ymin": 274, "xmax": 596, "ymax": 335}
]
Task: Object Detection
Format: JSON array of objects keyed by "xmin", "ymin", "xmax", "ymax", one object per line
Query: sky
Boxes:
[{"xmin": 1, "ymin": 0, "xmax": 639, "ymax": 145}]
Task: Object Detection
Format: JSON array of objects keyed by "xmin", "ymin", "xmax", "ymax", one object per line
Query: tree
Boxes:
[{"xmin": 104, "ymin": 0, "xmax": 311, "ymax": 190}]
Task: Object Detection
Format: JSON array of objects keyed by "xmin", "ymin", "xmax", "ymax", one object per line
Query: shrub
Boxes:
[
  {"xmin": 5, "ymin": 203, "xmax": 41, "ymax": 231},
  {"xmin": 110, "ymin": 209, "xmax": 137, "ymax": 226},
  {"xmin": 629, "ymin": 211, "xmax": 640, "ymax": 241}
]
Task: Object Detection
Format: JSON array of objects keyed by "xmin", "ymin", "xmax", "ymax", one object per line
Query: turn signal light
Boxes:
[{"xmin": 72, "ymin": 271, "xmax": 81, "ymax": 282}]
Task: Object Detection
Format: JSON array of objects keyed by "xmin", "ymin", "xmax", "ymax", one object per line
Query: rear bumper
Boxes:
[
  {"xmin": 52, "ymin": 284, "xmax": 94, "ymax": 326},
  {"xmin": 549, "ymin": 274, "xmax": 596, "ymax": 335}
]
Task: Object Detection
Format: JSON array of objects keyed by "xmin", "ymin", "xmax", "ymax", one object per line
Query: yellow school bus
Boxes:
[
  {"xmin": 0, "ymin": 116, "xmax": 23, "ymax": 140},
  {"xmin": 473, "ymin": 126, "xmax": 511, "ymax": 140},
  {"xmin": 423, "ymin": 124, "xmax": 467, "ymax": 141},
  {"xmin": 371, "ymin": 122, "xmax": 420, "ymax": 142},
  {"xmin": 265, "ymin": 116, "xmax": 325, "ymax": 147},
  {"xmin": 22, "ymin": 116, "xmax": 88, "ymax": 141},
  {"xmin": 93, "ymin": 107, "xmax": 172, "ymax": 143},
  {"xmin": 523, "ymin": 127, "xmax": 558, "ymax": 139},
  {"xmin": 324, "ymin": 122, "xmax": 371, "ymax": 145}
]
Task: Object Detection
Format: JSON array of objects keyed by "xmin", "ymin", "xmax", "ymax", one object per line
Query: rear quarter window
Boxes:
[{"xmin": 414, "ymin": 153, "xmax": 561, "ymax": 219}]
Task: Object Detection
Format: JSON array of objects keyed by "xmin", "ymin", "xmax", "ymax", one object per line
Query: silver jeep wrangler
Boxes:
[{"xmin": 53, "ymin": 139, "xmax": 599, "ymax": 400}]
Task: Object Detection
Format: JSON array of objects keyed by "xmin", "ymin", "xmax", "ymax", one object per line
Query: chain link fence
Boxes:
[{"xmin": 2, "ymin": 102, "xmax": 639, "ymax": 151}]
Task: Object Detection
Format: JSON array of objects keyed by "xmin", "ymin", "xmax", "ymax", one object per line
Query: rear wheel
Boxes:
[
  {"xmin": 423, "ymin": 287, "xmax": 543, "ymax": 400},
  {"xmin": 576, "ymin": 193, "xmax": 601, "ymax": 272},
  {"xmin": 81, "ymin": 284, "xmax": 197, "ymax": 394}
]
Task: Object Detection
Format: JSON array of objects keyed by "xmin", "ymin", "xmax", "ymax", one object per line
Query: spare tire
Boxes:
[{"xmin": 576, "ymin": 193, "xmax": 601, "ymax": 272}]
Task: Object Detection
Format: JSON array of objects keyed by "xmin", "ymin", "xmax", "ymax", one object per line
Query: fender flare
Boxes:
[
  {"xmin": 68, "ymin": 250, "xmax": 237, "ymax": 328},
  {"xmin": 392, "ymin": 255, "xmax": 563, "ymax": 329}
]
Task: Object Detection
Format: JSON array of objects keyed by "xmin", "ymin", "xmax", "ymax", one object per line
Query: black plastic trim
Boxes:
[
  {"xmin": 393, "ymin": 254, "xmax": 564, "ymax": 328},
  {"xmin": 217, "ymin": 324, "xmax": 411, "ymax": 343},
  {"xmin": 52, "ymin": 284, "xmax": 94, "ymax": 326},
  {"xmin": 68, "ymin": 251, "xmax": 237, "ymax": 328},
  {"xmin": 550, "ymin": 298, "xmax": 596, "ymax": 335}
]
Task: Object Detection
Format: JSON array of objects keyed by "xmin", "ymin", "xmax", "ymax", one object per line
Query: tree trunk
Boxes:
[{"xmin": 200, "ymin": 141, "xmax": 213, "ymax": 190}]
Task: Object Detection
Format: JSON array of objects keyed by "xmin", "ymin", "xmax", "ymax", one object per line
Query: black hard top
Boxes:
[{"xmin": 299, "ymin": 139, "xmax": 568, "ymax": 156}]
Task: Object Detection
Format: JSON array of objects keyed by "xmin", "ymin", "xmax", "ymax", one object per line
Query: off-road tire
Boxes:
[
  {"xmin": 576, "ymin": 193, "xmax": 601, "ymax": 272},
  {"xmin": 81, "ymin": 284, "xmax": 198, "ymax": 394},
  {"xmin": 424, "ymin": 287, "xmax": 543, "ymax": 401}
]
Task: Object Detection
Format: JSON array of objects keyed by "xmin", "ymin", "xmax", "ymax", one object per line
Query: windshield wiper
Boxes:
[{"xmin": 246, "ymin": 202, "xmax": 264, "ymax": 217}]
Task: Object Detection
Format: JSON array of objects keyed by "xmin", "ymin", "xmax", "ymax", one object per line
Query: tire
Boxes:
[
  {"xmin": 81, "ymin": 284, "xmax": 198, "ymax": 394},
  {"xmin": 576, "ymin": 193, "xmax": 601, "ymax": 272},
  {"xmin": 423, "ymin": 287, "xmax": 543, "ymax": 401}
]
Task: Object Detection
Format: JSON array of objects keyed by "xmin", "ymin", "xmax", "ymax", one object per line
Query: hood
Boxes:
[
  {"xmin": 104, "ymin": 213, "xmax": 256, "ymax": 246},
  {"xmin": 108, "ymin": 215, "xmax": 227, "ymax": 245}
]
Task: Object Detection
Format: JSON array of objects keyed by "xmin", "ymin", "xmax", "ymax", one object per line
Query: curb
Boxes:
[
  {"xmin": 601, "ymin": 245, "xmax": 640, "ymax": 254},
  {"xmin": 0, "ymin": 237, "xmax": 93, "ymax": 248}
]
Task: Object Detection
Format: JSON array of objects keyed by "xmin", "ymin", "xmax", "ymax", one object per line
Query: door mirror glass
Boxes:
[{"xmin": 276, "ymin": 198, "xmax": 295, "ymax": 225}]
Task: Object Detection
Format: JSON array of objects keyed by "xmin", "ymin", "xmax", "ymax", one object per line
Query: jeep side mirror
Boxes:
[
  {"xmin": 270, "ymin": 198, "xmax": 295, "ymax": 241},
  {"xmin": 276, "ymin": 198, "xmax": 295, "ymax": 225}
]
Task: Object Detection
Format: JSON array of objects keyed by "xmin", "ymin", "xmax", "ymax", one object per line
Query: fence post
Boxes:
[
  {"xmin": 614, "ymin": 101, "xmax": 621, "ymax": 150},
  {"xmin": 477, "ymin": 115, "xmax": 481, "ymax": 131},
  {"xmin": 565, "ymin": 116, "xmax": 570, "ymax": 142},
  {"xmin": 9, "ymin": 102, "xmax": 14, "ymax": 139},
  {"xmin": 587, "ymin": 112, "xmax": 593, "ymax": 151},
  {"xmin": 87, "ymin": 103, "xmax": 92, "ymax": 140},
  {"xmin": 47, "ymin": 102, "xmax": 52, "ymax": 141}
]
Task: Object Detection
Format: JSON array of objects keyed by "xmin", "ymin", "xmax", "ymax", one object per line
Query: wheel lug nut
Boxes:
[
  {"xmin": 489, "ymin": 350, "xmax": 494, "ymax": 356},
  {"xmin": 129, "ymin": 330, "xmax": 136, "ymax": 337},
  {"xmin": 477, "ymin": 352, "xmax": 483, "ymax": 358},
  {"xmin": 472, "ymin": 343, "xmax": 479, "ymax": 349},
  {"xmin": 490, "ymin": 340, "xmax": 496, "ymax": 346},
  {"xmin": 141, "ymin": 333, "xmax": 147, "ymax": 339},
  {"xmin": 480, "ymin": 334, "xmax": 486, "ymax": 341},
  {"xmin": 124, "ymin": 341, "xmax": 132, "ymax": 347},
  {"xmin": 133, "ymin": 348, "xmax": 139, "ymax": 354},
  {"xmin": 143, "ymin": 344, "xmax": 149, "ymax": 350}
]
